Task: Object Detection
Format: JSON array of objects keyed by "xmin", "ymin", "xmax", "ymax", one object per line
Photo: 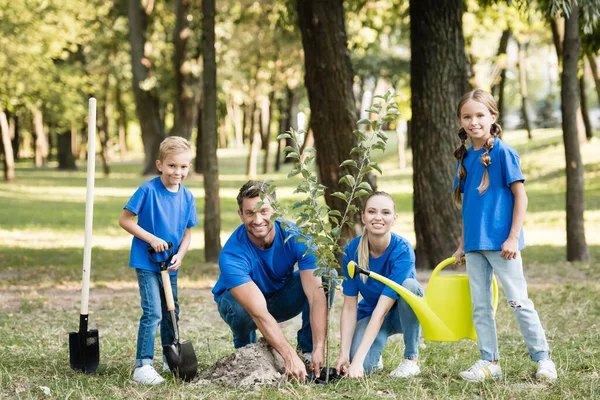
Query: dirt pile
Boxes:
[{"xmin": 196, "ymin": 339, "xmax": 285, "ymax": 388}]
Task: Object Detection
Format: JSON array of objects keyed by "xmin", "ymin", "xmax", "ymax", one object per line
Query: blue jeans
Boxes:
[
  {"xmin": 217, "ymin": 270, "xmax": 330, "ymax": 353},
  {"xmin": 465, "ymin": 251, "xmax": 550, "ymax": 362},
  {"xmin": 350, "ymin": 278, "xmax": 423, "ymax": 373},
  {"xmin": 135, "ymin": 269, "xmax": 179, "ymax": 367}
]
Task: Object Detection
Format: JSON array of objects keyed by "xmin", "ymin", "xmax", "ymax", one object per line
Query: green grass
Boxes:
[{"xmin": 1, "ymin": 128, "xmax": 599, "ymax": 399}]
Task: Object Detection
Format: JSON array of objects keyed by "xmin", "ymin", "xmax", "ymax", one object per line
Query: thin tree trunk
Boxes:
[
  {"xmin": 201, "ymin": 0, "xmax": 222, "ymax": 261},
  {"xmin": 31, "ymin": 104, "xmax": 48, "ymax": 167},
  {"xmin": 128, "ymin": 0, "xmax": 164, "ymax": 175},
  {"xmin": 580, "ymin": 70, "xmax": 594, "ymax": 140},
  {"xmin": 490, "ymin": 29, "xmax": 511, "ymax": 120},
  {"xmin": 0, "ymin": 105, "xmax": 15, "ymax": 181},
  {"xmin": 115, "ymin": 83, "xmax": 128, "ymax": 160},
  {"xmin": 586, "ymin": 51, "xmax": 600, "ymax": 108},
  {"xmin": 98, "ymin": 75, "xmax": 111, "ymax": 175},
  {"xmin": 262, "ymin": 91, "xmax": 274, "ymax": 174},
  {"xmin": 561, "ymin": 6, "xmax": 589, "ymax": 263},
  {"xmin": 550, "ymin": 16, "xmax": 563, "ymax": 63},
  {"xmin": 410, "ymin": 0, "xmax": 470, "ymax": 269},
  {"xmin": 516, "ymin": 39, "xmax": 532, "ymax": 139},
  {"xmin": 56, "ymin": 130, "xmax": 77, "ymax": 170}
]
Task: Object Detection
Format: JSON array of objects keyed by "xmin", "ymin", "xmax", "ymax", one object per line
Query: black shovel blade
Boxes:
[
  {"xmin": 306, "ymin": 367, "xmax": 343, "ymax": 384},
  {"xmin": 164, "ymin": 340, "xmax": 197, "ymax": 381},
  {"xmin": 69, "ymin": 329, "xmax": 99, "ymax": 374}
]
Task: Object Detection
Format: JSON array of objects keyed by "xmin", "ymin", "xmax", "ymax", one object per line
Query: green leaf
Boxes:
[
  {"xmin": 357, "ymin": 181, "xmax": 372, "ymax": 191},
  {"xmin": 331, "ymin": 227, "xmax": 341, "ymax": 238},
  {"xmin": 354, "ymin": 189, "xmax": 370, "ymax": 198},
  {"xmin": 340, "ymin": 159, "xmax": 358, "ymax": 168},
  {"xmin": 357, "ymin": 118, "xmax": 372, "ymax": 126},
  {"xmin": 344, "ymin": 175, "xmax": 356, "ymax": 187},
  {"xmin": 328, "ymin": 209, "xmax": 342, "ymax": 217},
  {"xmin": 277, "ymin": 133, "xmax": 292, "ymax": 140},
  {"xmin": 369, "ymin": 162, "xmax": 383, "ymax": 174},
  {"xmin": 331, "ymin": 192, "xmax": 348, "ymax": 201}
]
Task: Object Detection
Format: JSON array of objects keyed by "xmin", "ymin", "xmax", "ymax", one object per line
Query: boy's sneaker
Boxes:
[
  {"xmin": 536, "ymin": 359, "xmax": 557, "ymax": 382},
  {"xmin": 133, "ymin": 365, "xmax": 165, "ymax": 385},
  {"xmin": 390, "ymin": 359, "xmax": 420, "ymax": 378},
  {"xmin": 459, "ymin": 360, "xmax": 502, "ymax": 382}
]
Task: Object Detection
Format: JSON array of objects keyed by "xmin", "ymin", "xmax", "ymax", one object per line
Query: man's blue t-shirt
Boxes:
[
  {"xmin": 212, "ymin": 219, "xmax": 317, "ymax": 302},
  {"xmin": 341, "ymin": 233, "xmax": 416, "ymax": 321},
  {"xmin": 124, "ymin": 176, "xmax": 198, "ymax": 275},
  {"xmin": 453, "ymin": 137, "xmax": 525, "ymax": 253}
]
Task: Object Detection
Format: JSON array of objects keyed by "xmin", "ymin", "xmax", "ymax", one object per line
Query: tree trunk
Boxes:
[
  {"xmin": 0, "ymin": 105, "xmax": 15, "ymax": 181},
  {"xmin": 201, "ymin": 0, "xmax": 222, "ymax": 262},
  {"xmin": 56, "ymin": 130, "xmax": 77, "ymax": 170},
  {"xmin": 550, "ymin": 16, "xmax": 563, "ymax": 63},
  {"xmin": 586, "ymin": 51, "xmax": 600, "ymax": 109},
  {"xmin": 490, "ymin": 29, "xmax": 511, "ymax": 121},
  {"xmin": 31, "ymin": 104, "xmax": 48, "ymax": 167},
  {"xmin": 580, "ymin": 71, "xmax": 594, "ymax": 140},
  {"xmin": 10, "ymin": 113, "xmax": 19, "ymax": 161},
  {"xmin": 98, "ymin": 76, "xmax": 111, "ymax": 175},
  {"xmin": 410, "ymin": 0, "xmax": 470, "ymax": 269},
  {"xmin": 296, "ymin": 0, "xmax": 368, "ymax": 223},
  {"xmin": 517, "ymin": 40, "xmax": 532, "ymax": 139},
  {"xmin": 194, "ymin": 106, "xmax": 204, "ymax": 173},
  {"xmin": 115, "ymin": 83, "xmax": 129, "ymax": 160},
  {"xmin": 561, "ymin": 6, "xmax": 589, "ymax": 263},
  {"xmin": 128, "ymin": 0, "xmax": 164, "ymax": 175},
  {"xmin": 261, "ymin": 91, "xmax": 274, "ymax": 174}
]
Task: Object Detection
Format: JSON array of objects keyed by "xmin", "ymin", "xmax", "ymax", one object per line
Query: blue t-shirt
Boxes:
[
  {"xmin": 453, "ymin": 137, "xmax": 525, "ymax": 252},
  {"xmin": 124, "ymin": 176, "xmax": 198, "ymax": 274},
  {"xmin": 212, "ymin": 219, "xmax": 317, "ymax": 302},
  {"xmin": 341, "ymin": 233, "xmax": 416, "ymax": 321}
]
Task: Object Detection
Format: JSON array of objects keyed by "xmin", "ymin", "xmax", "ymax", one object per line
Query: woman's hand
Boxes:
[
  {"xmin": 346, "ymin": 361, "xmax": 365, "ymax": 378},
  {"xmin": 335, "ymin": 353, "xmax": 349, "ymax": 376}
]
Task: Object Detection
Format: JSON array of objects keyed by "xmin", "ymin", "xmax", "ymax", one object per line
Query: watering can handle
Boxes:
[{"xmin": 429, "ymin": 257, "xmax": 458, "ymax": 281}]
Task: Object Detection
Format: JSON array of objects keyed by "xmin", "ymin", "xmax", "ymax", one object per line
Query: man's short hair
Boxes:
[
  {"xmin": 159, "ymin": 136, "xmax": 192, "ymax": 161},
  {"xmin": 237, "ymin": 180, "xmax": 276, "ymax": 211}
]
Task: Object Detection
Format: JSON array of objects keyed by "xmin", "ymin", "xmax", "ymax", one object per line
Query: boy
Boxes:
[{"xmin": 119, "ymin": 136, "xmax": 198, "ymax": 384}]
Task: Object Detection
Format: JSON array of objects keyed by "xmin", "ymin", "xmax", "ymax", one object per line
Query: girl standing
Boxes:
[
  {"xmin": 336, "ymin": 192, "xmax": 423, "ymax": 378},
  {"xmin": 452, "ymin": 89, "xmax": 557, "ymax": 382}
]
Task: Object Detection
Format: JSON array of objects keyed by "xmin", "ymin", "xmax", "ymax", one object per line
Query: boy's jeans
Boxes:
[
  {"xmin": 465, "ymin": 251, "xmax": 550, "ymax": 362},
  {"xmin": 217, "ymin": 270, "xmax": 331, "ymax": 353},
  {"xmin": 135, "ymin": 269, "xmax": 178, "ymax": 367},
  {"xmin": 350, "ymin": 278, "xmax": 423, "ymax": 373}
]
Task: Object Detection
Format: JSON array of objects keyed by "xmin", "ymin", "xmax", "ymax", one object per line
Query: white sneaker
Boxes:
[
  {"xmin": 459, "ymin": 360, "xmax": 502, "ymax": 382},
  {"xmin": 376, "ymin": 355, "xmax": 383, "ymax": 371},
  {"xmin": 133, "ymin": 365, "xmax": 165, "ymax": 385},
  {"xmin": 390, "ymin": 359, "xmax": 420, "ymax": 378},
  {"xmin": 536, "ymin": 359, "xmax": 557, "ymax": 382},
  {"xmin": 163, "ymin": 361, "xmax": 171, "ymax": 372}
]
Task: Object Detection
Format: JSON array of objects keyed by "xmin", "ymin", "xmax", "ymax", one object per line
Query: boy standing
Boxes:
[{"xmin": 119, "ymin": 136, "xmax": 198, "ymax": 384}]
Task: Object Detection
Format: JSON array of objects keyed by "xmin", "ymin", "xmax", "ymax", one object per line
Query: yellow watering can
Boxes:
[{"xmin": 347, "ymin": 257, "xmax": 498, "ymax": 342}]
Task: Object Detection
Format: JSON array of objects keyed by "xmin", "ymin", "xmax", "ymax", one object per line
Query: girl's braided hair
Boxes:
[{"xmin": 453, "ymin": 89, "xmax": 503, "ymax": 208}]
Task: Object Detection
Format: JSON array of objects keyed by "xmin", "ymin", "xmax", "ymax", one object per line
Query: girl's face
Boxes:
[
  {"xmin": 459, "ymin": 100, "xmax": 497, "ymax": 148},
  {"xmin": 362, "ymin": 195, "xmax": 397, "ymax": 236}
]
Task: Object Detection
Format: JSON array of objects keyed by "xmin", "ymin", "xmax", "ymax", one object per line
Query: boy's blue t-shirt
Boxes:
[
  {"xmin": 124, "ymin": 176, "xmax": 198, "ymax": 275},
  {"xmin": 453, "ymin": 137, "xmax": 525, "ymax": 253},
  {"xmin": 341, "ymin": 233, "xmax": 416, "ymax": 321},
  {"xmin": 212, "ymin": 219, "xmax": 317, "ymax": 302}
]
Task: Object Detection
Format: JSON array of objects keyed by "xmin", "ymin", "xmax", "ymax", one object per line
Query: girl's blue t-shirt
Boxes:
[
  {"xmin": 212, "ymin": 219, "xmax": 317, "ymax": 302},
  {"xmin": 341, "ymin": 233, "xmax": 416, "ymax": 321},
  {"xmin": 124, "ymin": 176, "xmax": 198, "ymax": 275},
  {"xmin": 453, "ymin": 137, "xmax": 525, "ymax": 252}
]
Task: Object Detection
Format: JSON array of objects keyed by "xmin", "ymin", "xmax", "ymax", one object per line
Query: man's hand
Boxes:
[
  {"xmin": 310, "ymin": 345, "xmax": 324, "ymax": 377},
  {"xmin": 283, "ymin": 353, "xmax": 307, "ymax": 382}
]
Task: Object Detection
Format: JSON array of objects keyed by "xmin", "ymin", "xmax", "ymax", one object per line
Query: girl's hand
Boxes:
[
  {"xmin": 346, "ymin": 361, "xmax": 365, "ymax": 378},
  {"xmin": 335, "ymin": 353, "xmax": 349, "ymax": 376},
  {"xmin": 452, "ymin": 246, "xmax": 465, "ymax": 264},
  {"xmin": 168, "ymin": 253, "xmax": 182, "ymax": 271},
  {"xmin": 501, "ymin": 237, "xmax": 518, "ymax": 260}
]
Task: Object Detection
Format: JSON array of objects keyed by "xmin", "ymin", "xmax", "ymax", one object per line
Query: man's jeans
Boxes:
[
  {"xmin": 350, "ymin": 278, "xmax": 423, "ymax": 373},
  {"xmin": 135, "ymin": 269, "xmax": 178, "ymax": 367},
  {"xmin": 217, "ymin": 270, "xmax": 330, "ymax": 353},
  {"xmin": 466, "ymin": 251, "xmax": 550, "ymax": 362}
]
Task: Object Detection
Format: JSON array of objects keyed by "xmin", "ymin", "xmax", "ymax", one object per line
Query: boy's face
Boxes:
[{"xmin": 156, "ymin": 151, "xmax": 193, "ymax": 191}]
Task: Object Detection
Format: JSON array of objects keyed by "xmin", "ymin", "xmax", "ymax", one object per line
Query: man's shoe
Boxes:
[
  {"xmin": 390, "ymin": 359, "xmax": 420, "ymax": 378},
  {"xmin": 133, "ymin": 365, "xmax": 165, "ymax": 385},
  {"xmin": 536, "ymin": 359, "xmax": 557, "ymax": 382},
  {"xmin": 459, "ymin": 360, "xmax": 502, "ymax": 382}
]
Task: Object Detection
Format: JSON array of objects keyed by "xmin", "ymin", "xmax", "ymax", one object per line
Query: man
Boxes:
[{"xmin": 212, "ymin": 180, "xmax": 328, "ymax": 381}]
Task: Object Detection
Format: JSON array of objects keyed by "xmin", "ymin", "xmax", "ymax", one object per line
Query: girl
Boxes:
[
  {"xmin": 336, "ymin": 192, "xmax": 423, "ymax": 378},
  {"xmin": 452, "ymin": 89, "xmax": 557, "ymax": 382}
]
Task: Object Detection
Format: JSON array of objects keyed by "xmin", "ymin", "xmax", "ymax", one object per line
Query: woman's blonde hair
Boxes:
[
  {"xmin": 453, "ymin": 89, "xmax": 502, "ymax": 208},
  {"xmin": 356, "ymin": 191, "xmax": 395, "ymax": 282}
]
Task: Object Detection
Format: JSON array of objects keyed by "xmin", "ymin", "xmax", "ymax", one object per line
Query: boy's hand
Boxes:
[
  {"xmin": 452, "ymin": 246, "xmax": 465, "ymax": 264},
  {"xmin": 149, "ymin": 238, "xmax": 169, "ymax": 253},
  {"xmin": 501, "ymin": 237, "xmax": 518, "ymax": 260},
  {"xmin": 168, "ymin": 254, "xmax": 183, "ymax": 271}
]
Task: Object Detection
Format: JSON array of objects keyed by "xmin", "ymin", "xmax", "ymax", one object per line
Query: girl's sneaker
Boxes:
[
  {"xmin": 133, "ymin": 365, "xmax": 165, "ymax": 385},
  {"xmin": 459, "ymin": 360, "xmax": 502, "ymax": 382},
  {"xmin": 536, "ymin": 359, "xmax": 557, "ymax": 382},
  {"xmin": 390, "ymin": 359, "xmax": 420, "ymax": 378}
]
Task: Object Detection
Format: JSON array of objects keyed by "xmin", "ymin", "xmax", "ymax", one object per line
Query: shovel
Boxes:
[
  {"xmin": 69, "ymin": 98, "xmax": 100, "ymax": 374},
  {"xmin": 148, "ymin": 243, "xmax": 198, "ymax": 381}
]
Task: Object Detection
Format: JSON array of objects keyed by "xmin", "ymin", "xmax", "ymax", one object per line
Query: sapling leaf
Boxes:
[{"xmin": 331, "ymin": 192, "xmax": 347, "ymax": 201}]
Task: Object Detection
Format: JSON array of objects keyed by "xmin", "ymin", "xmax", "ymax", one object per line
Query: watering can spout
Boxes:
[{"xmin": 346, "ymin": 258, "xmax": 498, "ymax": 342}]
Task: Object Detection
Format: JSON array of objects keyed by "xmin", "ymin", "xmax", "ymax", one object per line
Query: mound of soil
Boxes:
[{"xmin": 197, "ymin": 339, "xmax": 286, "ymax": 388}]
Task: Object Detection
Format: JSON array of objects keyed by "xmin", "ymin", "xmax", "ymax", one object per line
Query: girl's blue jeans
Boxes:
[
  {"xmin": 465, "ymin": 251, "xmax": 550, "ymax": 362},
  {"xmin": 350, "ymin": 278, "xmax": 423, "ymax": 373},
  {"xmin": 135, "ymin": 268, "xmax": 179, "ymax": 367},
  {"xmin": 218, "ymin": 270, "xmax": 329, "ymax": 353}
]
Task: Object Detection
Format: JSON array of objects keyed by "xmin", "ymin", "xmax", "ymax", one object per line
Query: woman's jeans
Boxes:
[
  {"xmin": 217, "ymin": 270, "xmax": 331, "ymax": 353},
  {"xmin": 350, "ymin": 278, "xmax": 423, "ymax": 373},
  {"xmin": 135, "ymin": 269, "xmax": 178, "ymax": 367},
  {"xmin": 465, "ymin": 251, "xmax": 550, "ymax": 362}
]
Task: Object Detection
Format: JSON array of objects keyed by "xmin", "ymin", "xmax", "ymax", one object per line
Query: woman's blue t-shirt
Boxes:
[
  {"xmin": 212, "ymin": 219, "xmax": 317, "ymax": 302},
  {"xmin": 341, "ymin": 233, "xmax": 416, "ymax": 321},
  {"xmin": 453, "ymin": 137, "xmax": 525, "ymax": 252}
]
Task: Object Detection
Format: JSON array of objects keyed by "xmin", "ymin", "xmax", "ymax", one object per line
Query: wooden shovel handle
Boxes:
[{"xmin": 161, "ymin": 270, "xmax": 176, "ymax": 311}]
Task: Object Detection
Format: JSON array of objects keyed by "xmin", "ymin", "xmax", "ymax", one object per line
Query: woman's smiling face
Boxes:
[{"xmin": 362, "ymin": 194, "xmax": 397, "ymax": 236}]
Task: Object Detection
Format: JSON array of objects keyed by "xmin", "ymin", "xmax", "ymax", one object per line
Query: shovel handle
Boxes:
[{"xmin": 161, "ymin": 269, "xmax": 176, "ymax": 312}]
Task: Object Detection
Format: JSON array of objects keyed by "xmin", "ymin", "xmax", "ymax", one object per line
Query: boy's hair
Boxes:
[
  {"xmin": 453, "ymin": 89, "xmax": 503, "ymax": 208},
  {"xmin": 159, "ymin": 136, "xmax": 192, "ymax": 161},
  {"xmin": 357, "ymin": 191, "xmax": 395, "ymax": 283},
  {"xmin": 237, "ymin": 180, "xmax": 276, "ymax": 211}
]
